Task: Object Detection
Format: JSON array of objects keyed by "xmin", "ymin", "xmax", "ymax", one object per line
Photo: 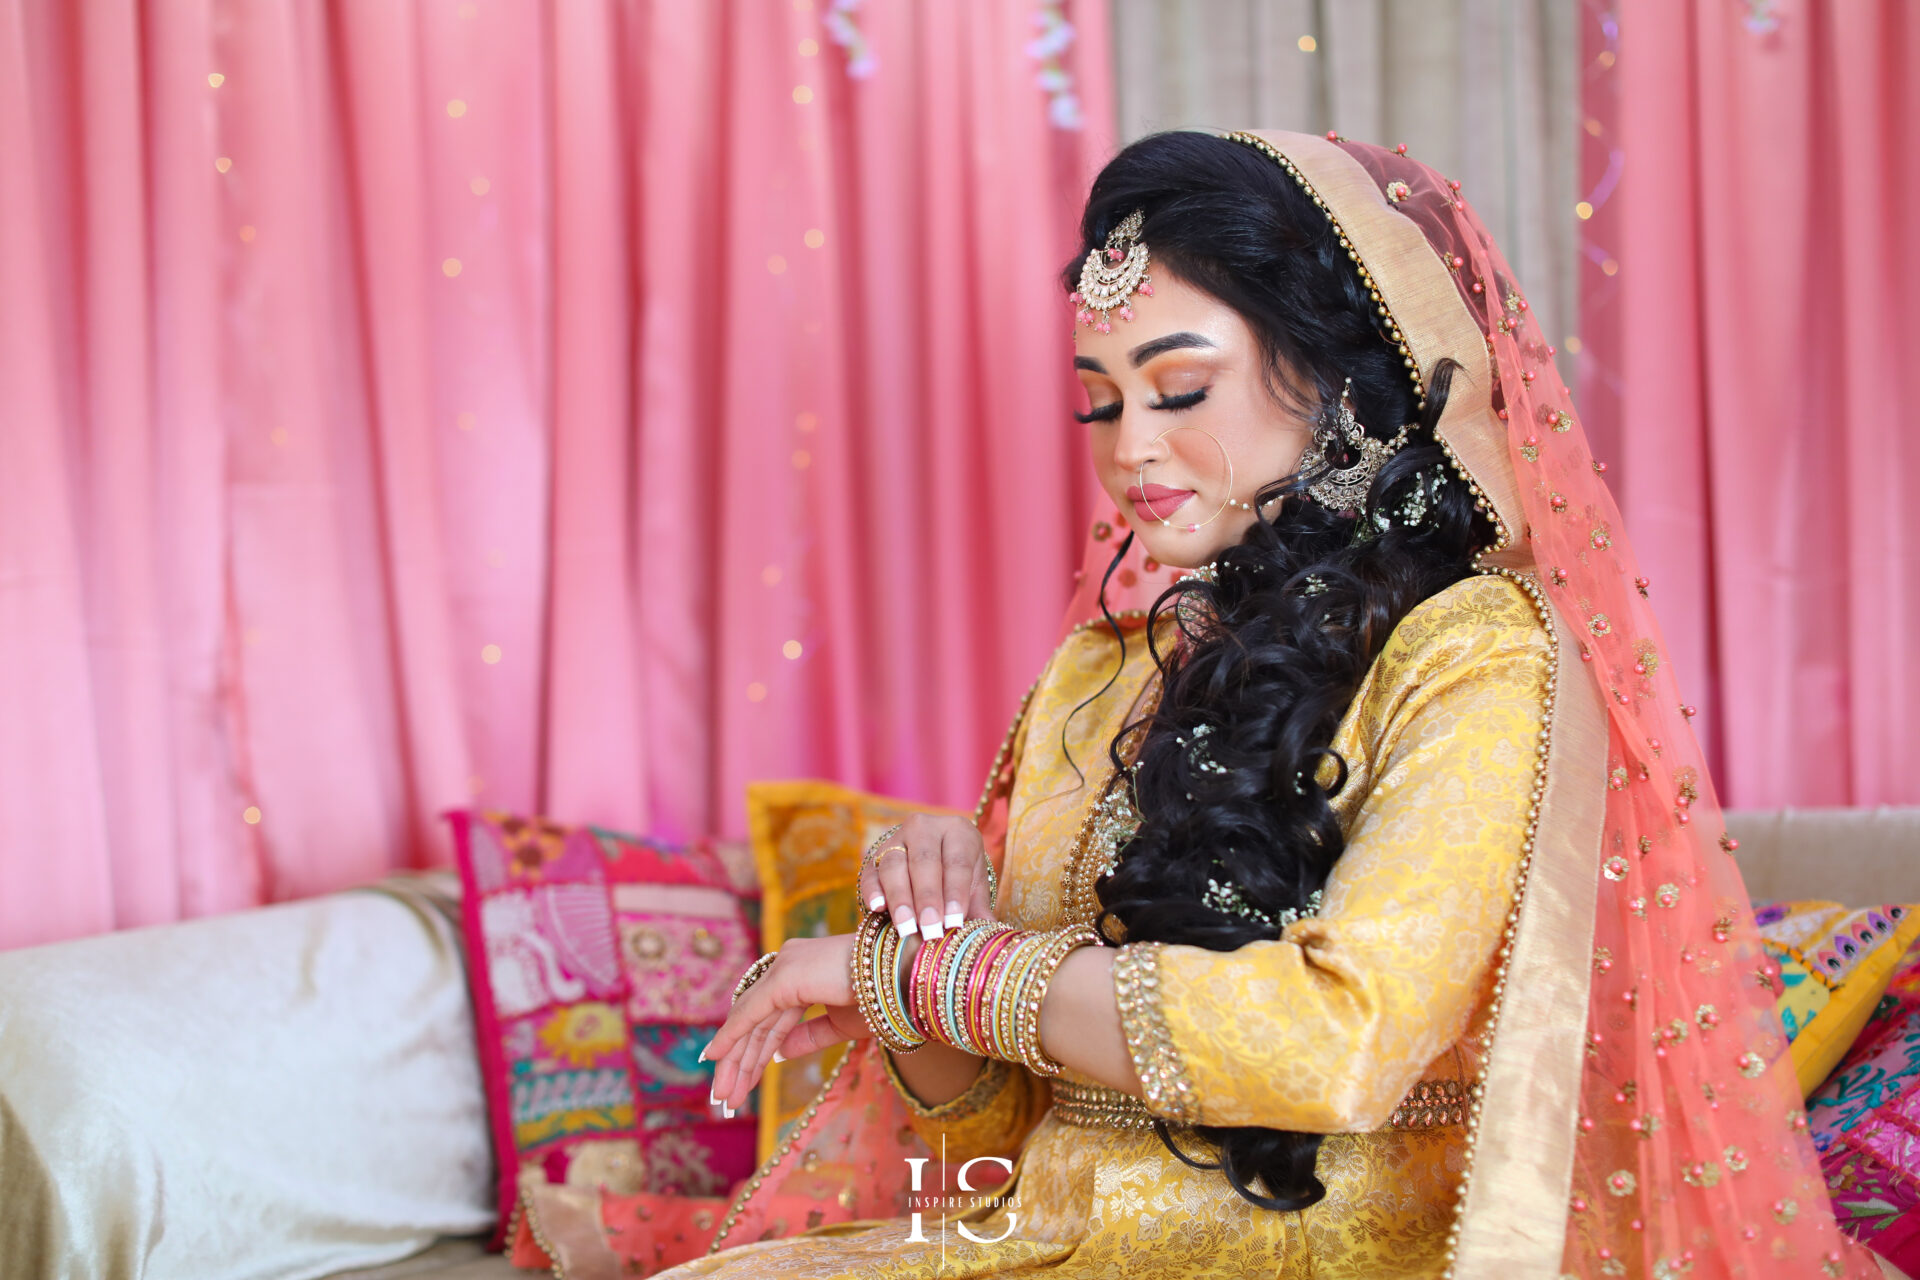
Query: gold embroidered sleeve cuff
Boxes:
[
  {"xmin": 882, "ymin": 1049, "xmax": 1013, "ymax": 1121},
  {"xmin": 1111, "ymin": 941, "xmax": 1202, "ymax": 1125},
  {"xmin": 879, "ymin": 1049, "xmax": 1049, "ymax": 1167}
]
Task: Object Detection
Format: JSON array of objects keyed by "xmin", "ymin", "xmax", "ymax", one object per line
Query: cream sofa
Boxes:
[
  {"xmin": 2, "ymin": 811, "xmax": 1915, "ymax": 1280},
  {"xmin": 0, "ymin": 876, "xmax": 505, "ymax": 1280}
]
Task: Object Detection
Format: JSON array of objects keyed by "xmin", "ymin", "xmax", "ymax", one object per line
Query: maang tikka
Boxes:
[
  {"xmin": 1299, "ymin": 378, "xmax": 1412, "ymax": 512},
  {"xmin": 1072, "ymin": 208, "xmax": 1152, "ymax": 332}
]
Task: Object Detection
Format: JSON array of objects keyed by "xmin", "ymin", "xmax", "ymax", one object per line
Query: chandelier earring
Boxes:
[{"xmin": 1298, "ymin": 378, "xmax": 1412, "ymax": 513}]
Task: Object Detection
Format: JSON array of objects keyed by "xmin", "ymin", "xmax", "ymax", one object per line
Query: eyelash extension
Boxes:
[
  {"xmin": 1149, "ymin": 388, "xmax": 1209, "ymax": 412},
  {"xmin": 1071, "ymin": 386, "xmax": 1210, "ymax": 425}
]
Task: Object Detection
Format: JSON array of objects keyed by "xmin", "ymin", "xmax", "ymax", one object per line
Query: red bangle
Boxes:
[
  {"xmin": 931, "ymin": 928, "xmax": 972, "ymax": 1051},
  {"xmin": 966, "ymin": 930, "xmax": 1019, "ymax": 1057}
]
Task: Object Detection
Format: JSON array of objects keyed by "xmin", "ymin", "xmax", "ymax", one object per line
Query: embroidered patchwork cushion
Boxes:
[
  {"xmin": 447, "ymin": 809, "xmax": 762, "ymax": 1250},
  {"xmin": 1755, "ymin": 900, "xmax": 1920, "ymax": 1097},
  {"xmin": 743, "ymin": 779, "xmax": 962, "ymax": 1164},
  {"xmin": 1809, "ymin": 932, "xmax": 1920, "ymax": 1274},
  {"xmin": 601, "ymin": 834, "xmax": 761, "ymax": 1198}
]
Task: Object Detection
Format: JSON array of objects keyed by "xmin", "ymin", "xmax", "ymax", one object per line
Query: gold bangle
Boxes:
[
  {"xmin": 863, "ymin": 824, "xmax": 904, "ymax": 870},
  {"xmin": 860, "ymin": 908, "xmax": 925, "ymax": 1054},
  {"xmin": 731, "ymin": 951, "xmax": 779, "ymax": 1004},
  {"xmin": 1008, "ymin": 930, "xmax": 1066, "ymax": 1075},
  {"xmin": 850, "ymin": 910, "xmax": 894, "ymax": 1049},
  {"xmin": 878, "ymin": 917, "xmax": 926, "ymax": 1053},
  {"xmin": 859, "ymin": 824, "xmax": 905, "ymax": 897},
  {"xmin": 1014, "ymin": 925, "xmax": 1100, "ymax": 1077},
  {"xmin": 979, "ymin": 930, "xmax": 1024, "ymax": 1062},
  {"xmin": 874, "ymin": 913, "xmax": 927, "ymax": 1053},
  {"xmin": 992, "ymin": 931, "xmax": 1049, "ymax": 1064}
]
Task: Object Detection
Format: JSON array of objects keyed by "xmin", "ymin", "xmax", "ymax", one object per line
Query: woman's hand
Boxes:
[
  {"xmin": 700, "ymin": 932, "xmax": 871, "ymax": 1115},
  {"xmin": 860, "ymin": 814, "xmax": 998, "ymax": 943}
]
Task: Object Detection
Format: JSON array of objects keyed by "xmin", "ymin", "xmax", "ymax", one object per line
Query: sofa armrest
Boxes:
[
  {"xmin": 0, "ymin": 880, "xmax": 493, "ymax": 1280},
  {"xmin": 1729, "ymin": 807, "xmax": 1920, "ymax": 906}
]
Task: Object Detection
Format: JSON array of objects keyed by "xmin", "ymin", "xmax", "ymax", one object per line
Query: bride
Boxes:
[{"xmin": 631, "ymin": 129, "xmax": 1874, "ymax": 1278}]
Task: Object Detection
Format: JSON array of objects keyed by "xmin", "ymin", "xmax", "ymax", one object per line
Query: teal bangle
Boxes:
[
  {"xmin": 941, "ymin": 922, "xmax": 998, "ymax": 1055},
  {"xmin": 861, "ymin": 908, "xmax": 924, "ymax": 1053}
]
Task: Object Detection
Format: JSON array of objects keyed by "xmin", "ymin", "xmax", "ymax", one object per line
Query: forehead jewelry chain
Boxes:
[{"xmin": 1072, "ymin": 208, "xmax": 1153, "ymax": 332}]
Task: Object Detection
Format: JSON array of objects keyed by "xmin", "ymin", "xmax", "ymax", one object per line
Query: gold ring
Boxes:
[{"xmin": 859, "ymin": 834, "xmax": 910, "ymax": 888}]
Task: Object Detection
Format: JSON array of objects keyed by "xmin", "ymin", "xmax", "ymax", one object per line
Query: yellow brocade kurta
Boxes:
[{"xmin": 660, "ymin": 574, "xmax": 1553, "ymax": 1279}]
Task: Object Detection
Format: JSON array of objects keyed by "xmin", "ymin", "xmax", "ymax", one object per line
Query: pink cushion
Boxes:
[
  {"xmin": 1809, "ymin": 933, "xmax": 1920, "ymax": 1273},
  {"xmin": 446, "ymin": 810, "xmax": 761, "ymax": 1246}
]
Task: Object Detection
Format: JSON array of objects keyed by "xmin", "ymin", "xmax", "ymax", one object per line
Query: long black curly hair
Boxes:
[{"xmin": 1064, "ymin": 131, "xmax": 1496, "ymax": 1211}]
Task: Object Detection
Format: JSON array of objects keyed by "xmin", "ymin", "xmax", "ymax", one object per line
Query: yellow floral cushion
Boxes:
[
  {"xmin": 744, "ymin": 780, "xmax": 962, "ymax": 1164},
  {"xmin": 1756, "ymin": 900, "xmax": 1920, "ymax": 1097}
]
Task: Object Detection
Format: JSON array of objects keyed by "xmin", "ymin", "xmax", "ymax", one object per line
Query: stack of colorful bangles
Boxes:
[{"xmin": 849, "ymin": 908, "xmax": 1101, "ymax": 1077}]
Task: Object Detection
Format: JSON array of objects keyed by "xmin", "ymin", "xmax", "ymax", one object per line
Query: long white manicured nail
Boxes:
[
  {"xmin": 893, "ymin": 906, "xmax": 918, "ymax": 937},
  {"xmin": 772, "ymin": 1051, "xmax": 786, "ymax": 1063},
  {"xmin": 944, "ymin": 900, "xmax": 964, "ymax": 927},
  {"xmin": 920, "ymin": 909, "xmax": 942, "ymax": 941},
  {"xmin": 723, "ymin": 1104, "xmax": 735, "ymax": 1118},
  {"xmin": 868, "ymin": 892, "xmax": 886, "ymax": 911}
]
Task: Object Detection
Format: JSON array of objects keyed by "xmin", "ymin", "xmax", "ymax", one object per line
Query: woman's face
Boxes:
[{"xmin": 1072, "ymin": 268, "xmax": 1313, "ymax": 568}]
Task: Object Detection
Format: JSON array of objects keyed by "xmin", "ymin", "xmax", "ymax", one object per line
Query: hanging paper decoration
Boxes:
[
  {"xmin": 1741, "ymin": 0, "xmax": 1781, "ymax": 35},
  {"xmin": 1028, "ymin": 3, "xmax": 1083, "ymax": 130},
  {"xmin": 824, "ymin": 0, "xmax": 876, "ymax": 79}
]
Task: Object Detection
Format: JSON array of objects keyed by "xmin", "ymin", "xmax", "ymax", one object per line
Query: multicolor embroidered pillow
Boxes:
[
  {"xmin": 601, "ymin": 833, "xmax": 760, "ymax": 1197},
  {"xmin": 447, "ymin": 809, "xmax": 762, "ymax": 1249},
  {"xmin": 1755, "ymin": 900, "xmax": 1920, "ymax": 1097},
  {"xmin": 743, "ymin": 780, "xmax": 961, "ymax": 1164},
  {"xmin": 1809, "ymin": 933, "xmax": 1920, "ymax": 1274}
]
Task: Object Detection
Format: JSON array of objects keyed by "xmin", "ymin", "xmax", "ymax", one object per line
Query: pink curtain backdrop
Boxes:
[
  {"xmin": 0, "ymin": 0, "xmax": 1114, "ymax": 949},
  {"xmin": 1581, "ymin": 0, "xmax": 1920, "ymax": 808}
]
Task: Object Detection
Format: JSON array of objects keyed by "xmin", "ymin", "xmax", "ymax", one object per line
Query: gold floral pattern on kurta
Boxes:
[
  {"xmin": 657, "ymin": 574, "xmax": 1552, "ymax": 1279},
  {"xmin": 1116, "ymin": 575, "xmax": 1553, "ymax": 1134}
]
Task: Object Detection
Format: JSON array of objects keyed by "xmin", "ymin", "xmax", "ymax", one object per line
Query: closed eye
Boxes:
[
  {"xmin": 1072, "ymin": 386, "xmax": 1208, "ymax": 425},
  {"xmin": 1073, "ymin": 400, "xmax": 1122, "ymax": 424},
  {"xmin": 1148, "ymin": 388, "xmax": 1209, "ymax": 412}
]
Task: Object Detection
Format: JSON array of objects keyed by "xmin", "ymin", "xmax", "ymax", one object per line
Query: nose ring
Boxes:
[{"xmin": 1137, "ymin": 426, "xmax": 1237, "ymax": 532}]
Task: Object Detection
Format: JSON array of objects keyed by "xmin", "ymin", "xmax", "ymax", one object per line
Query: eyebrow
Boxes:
[
  {"xmin": 1128, "ymin": 331, "xmax": 1216, "ymax": 366},
  {"xmin": 1073, "ymin": 331, "xmax": 1218, "ymax": 375}
]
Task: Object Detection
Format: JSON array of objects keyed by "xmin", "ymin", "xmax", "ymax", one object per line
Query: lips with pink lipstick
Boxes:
[{"xmin": 1127, "ymin": 482, "xmax": 1195, "ymax": 523}]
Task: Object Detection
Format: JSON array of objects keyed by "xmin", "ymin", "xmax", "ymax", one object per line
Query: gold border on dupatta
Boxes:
[
  {"xmin": 1236, "ymin": 130, "xmax": 1608, "ymax": 1277},
  {"xmin": 1451, "ymin": 592, "xmax": 1607, "ymax": 1274}
]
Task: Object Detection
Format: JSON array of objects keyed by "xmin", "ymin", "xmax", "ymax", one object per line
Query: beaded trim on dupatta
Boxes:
[{"xmin": 1219, "ymin": 132, "xmax": 1604, "ymax": 1280}]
